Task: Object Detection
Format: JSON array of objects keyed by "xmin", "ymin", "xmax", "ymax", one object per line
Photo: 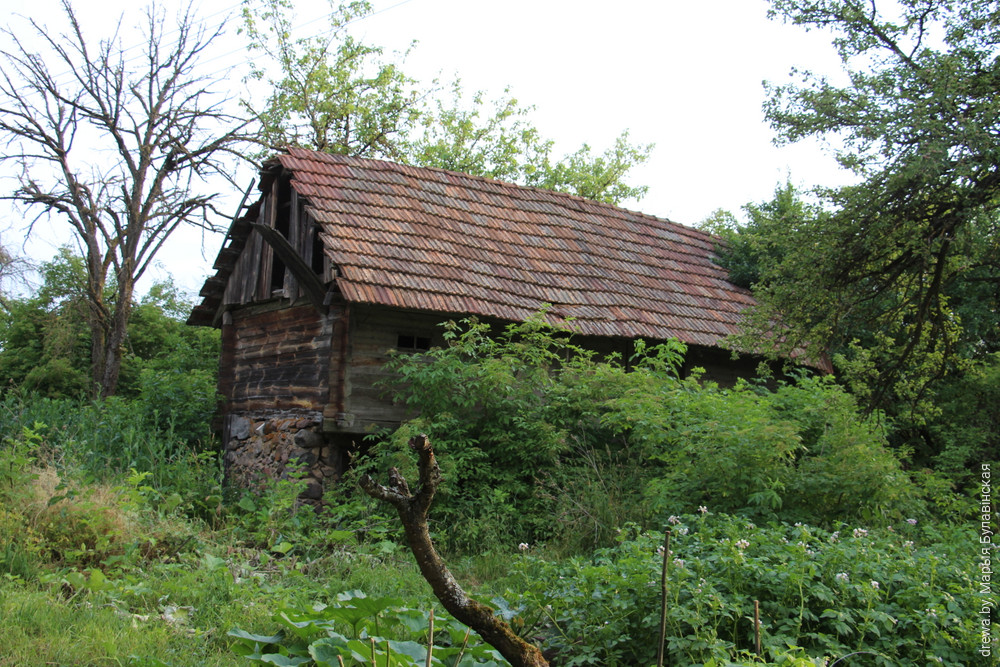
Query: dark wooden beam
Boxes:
[{"xmin": 250, "ymin": 222, "xmax": 328, "ymax": 309}]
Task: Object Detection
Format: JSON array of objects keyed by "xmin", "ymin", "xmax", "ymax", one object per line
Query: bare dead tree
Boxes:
[
  {"xmin": 360, "ymin": 434, "xmax": 549, "ymax": 667},
  {"xmin": 0, "ymin": 236, "xmax": 33, "ymax": 313},
  {"xmin": 0, "ymin": 0, "xmax": 250, "ymax": 397}
]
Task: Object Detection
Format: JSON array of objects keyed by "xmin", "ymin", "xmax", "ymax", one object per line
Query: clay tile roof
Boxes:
[{"xmin": 277, "ymin": 147, "xmax": 755, "ymax": 347}]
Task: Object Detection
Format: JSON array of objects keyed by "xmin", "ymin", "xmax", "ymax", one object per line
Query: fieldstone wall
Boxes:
[{"xmin": 223, "ymin": 411, "xmax": 342, "ymax": 502}]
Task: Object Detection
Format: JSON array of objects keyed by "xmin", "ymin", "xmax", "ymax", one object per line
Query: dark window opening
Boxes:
[
  {"xmin": 270, "ymin": 254, "xmax": 287, "ymax": 293},
  {"xmin": 269, "ymin": 172, "xmax": 293, "ymax": 293},
  {"xmin": 397, "ymin": 334, "xmax": 431, "ymax": 351},
  {"xmin": 311, "ymin": 223, "xmax": 325, "ymax": 275}
]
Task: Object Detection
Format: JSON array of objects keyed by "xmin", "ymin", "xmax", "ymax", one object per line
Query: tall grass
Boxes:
[{"xmin": 0, "ymin": 391, "xmax": 199, "ymax": 477}]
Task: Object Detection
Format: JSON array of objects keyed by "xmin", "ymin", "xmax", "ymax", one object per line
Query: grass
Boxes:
[
  {"xmin": 0, "ymin": 411, "xmax": 988, "ymax": 666},
  {"xmin": 0, "ymin": 455, "xmax": 437, "ymax": 666}
]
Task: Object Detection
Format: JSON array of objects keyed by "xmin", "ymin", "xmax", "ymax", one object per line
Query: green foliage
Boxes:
[
  {"xmin": 376, "ymin": 315, "xmax": 667, "ymax": 551},
  {"xmin": 0, "ymin": 250, "xmax": 221, "ymax": 415},
  {"xmin": 375, "ymin": 317, "xmax": 925, "ymax": 554},
  {"xmin": 230, "ymin": 463, "xmax": 324, "ymax": 555},
  {"xmin": 231, "ymin": 590, "xmax": 507, "ymax": 666},
  {"xmin": 736, "ymin": 1, "xmax": 1000, "ymax": 419},
  {"xmin": 406, "ymin": 81, "xmax": 652, "ymax": 205},
  {"xmin": 0, "ymin": 248, "xmax": 91, "ymax": 396},
  {"xmin": 0, "ymin": 389, "xmax": 983, "ymax": 667},
  {"xmin": 503, "ymin": 515, "xmax": 981, "ymax": 666},
  {"xmin": 711, "ymin": 181, "xmax": 997, "ymax": 483},
  {"xmin": 920, "ymin": 352, "xmax": 1000, "ymax": 480},
  {"xmin": 240, "ymin": 0, "xmax": 422, "ymax": 160},
  {"xmin": 0, "ymin": 424, "xmax": 45, "ymax": 579},
  {"xmin": 700, "ymin": 181, "xmax": 821, "ymax": 292},
  {"xmin": 608, "ymin": 371, "xmax": 920, "ymax": 525},
  {"xmin": 521, "ymin": 130, "xmax": 652, "ymax": 205},
  {"xmin": 241, "ymin": 0, "xmax": 653, "ymax": 205},
  {"xmin": 404, "ymin": 81, "xmax": 551, "ymax": 183},
  {"xmin": 0, "ymin": 391, "xmax": 223, "ymax": 525}
]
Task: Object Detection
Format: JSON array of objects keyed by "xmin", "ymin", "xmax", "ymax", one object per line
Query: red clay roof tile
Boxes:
[{"xmin": 272, "ymin": 148, "xmax": 755, "ymax": 347}]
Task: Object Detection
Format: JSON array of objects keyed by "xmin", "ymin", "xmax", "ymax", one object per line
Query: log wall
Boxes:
[{"xmin": 223, "ymin": 302, "xmax": 335, "ymax": 414}]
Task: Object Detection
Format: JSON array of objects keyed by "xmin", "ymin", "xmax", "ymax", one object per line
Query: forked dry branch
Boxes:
[{"xmin": 359, "ymin": 434, "xmax": 549, "ymax": 667}]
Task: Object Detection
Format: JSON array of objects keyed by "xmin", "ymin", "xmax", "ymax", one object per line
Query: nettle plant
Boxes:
[{"xmin": 501, "ymin": 513, "xmax": 979, "ymax": 666}]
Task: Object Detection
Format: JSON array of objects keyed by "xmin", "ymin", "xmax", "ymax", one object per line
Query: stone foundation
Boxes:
[{"xmin": 222, "ymin": 411, "xmax": 342, "ymax": 502}]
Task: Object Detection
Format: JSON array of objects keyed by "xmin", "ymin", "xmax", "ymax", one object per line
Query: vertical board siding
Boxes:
[{"xmin": 324, "ymin": 305, "xmax": 447, "ymax": 432}]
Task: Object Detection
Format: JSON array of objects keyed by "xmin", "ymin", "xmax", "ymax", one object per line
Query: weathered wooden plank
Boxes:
[
  {"xmin": 251, "ymin": 222, "xmax": 327, "ymax": 309},
  {"xmin": 257, "ymin": 187, "xmax": 276, "ymax": 300},
  {"xmin": 224, "ymin": 304, "xmax": 333, "ymax": 414}
]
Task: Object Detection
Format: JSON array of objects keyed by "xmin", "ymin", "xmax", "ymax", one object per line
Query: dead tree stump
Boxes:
[{"xmin": 359, "ymin": 434, "xmax": 549, "ymax": 667}]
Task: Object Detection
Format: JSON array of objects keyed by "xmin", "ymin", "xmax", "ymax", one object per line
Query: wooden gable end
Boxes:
[
  {"xmin": 191, "ymin": 165, "xmax": 349, "ymax": 425},
  {"xmin": 189, "ymin": 167, "xmax": 334, "ymax": 328}
]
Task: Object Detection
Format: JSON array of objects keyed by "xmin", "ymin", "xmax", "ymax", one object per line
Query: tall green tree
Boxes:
[
  {"xmin": 737, "ymin": 0, "xmax": 1000, "ymax": 414},
  {"xmin": 241, "ymin": 0, "xmax": 653, "ymax": 205},
  {"xmin": 405, "ymin": 82, "xmax": 653, "ymax": 205},
  {"xmin": 0, "ymin": 0, "xmax": 249, "ymax": 397},
  {"xmin": 241, "ymin": 0, "xmax": 422, "ymax": 160}
]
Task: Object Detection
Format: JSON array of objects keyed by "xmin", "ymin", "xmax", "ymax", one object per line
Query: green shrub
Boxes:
[
  {"xmin": 925, "ymin": 352, "xmax": 1000, "ymax": 483},
  {"xmin": 230, "ymin": 590, "xmax": 507, "ymax": 666},
  {"xmin": 378, "ymin": 315, "xmax": 630, "ymax": 551},
  {"xmin": 376, "ymin": 317, "xmax": 928, "ymax": 553},
  {"xmin": 136, "ymin": 367, "xmax": 218, "ymax": 445}
]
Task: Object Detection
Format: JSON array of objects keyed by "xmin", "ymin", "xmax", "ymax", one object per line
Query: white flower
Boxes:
[
  {"xmin": 745, "ymin": 523, "xmax": 756, "ymax": 530},
  {"xmin": 852, "ymin": 528, "xmax": 868, "ymax": 538},
  {"xmin": 870, "ymin": 580, "xmax": 880, "ymax": 590},
  {"xmin": 829, "ymin": 531, "xmax": 840, "ymax": 543},
  {"xmin": 656, "ymin": 545, "xmax": 666, "ymax": 556},
  {"xmin": 698, "ymin": 506, "xmax": 708, "ymax": 514},
  {"xmin": 903, "ymin": 540, "xmax": 914, "ymax": 548},
  {"xmin": 677, "ymin": 527, "xmax": 689, "ymax": 535},
  {"xmin": 794, "ymin": 522, "xmax": 803, "ymax": 527},
  {"xmin": 673, "ymin": 558, "xmax": 685, "ymax": 568},
  {"xmin": 668, "ymin": 515, "xmax": 681, "ymax": 525},
  {"xmin": 835, "ymin": 572, "xmax": 849, "ymax": 584},
  {"xmin": 906, "ymin": 518, "xmax": 918, "ymax": 525},
  {"xmin": 735, "ymin": 539, "xmax": 750, "ymax": 550},
  {"xmin": 518, "ymin": 542, "xmax": 529, "ymax": 551}
]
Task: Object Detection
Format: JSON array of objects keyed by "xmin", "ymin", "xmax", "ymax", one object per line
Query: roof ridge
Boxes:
[{"xmin": 281, "ymin": 147, "xmax": 711, "ymax": 241}]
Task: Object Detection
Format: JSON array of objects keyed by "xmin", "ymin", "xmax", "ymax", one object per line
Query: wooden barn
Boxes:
[{"xmin": 188, "ymin": 148, "xmax": 768, "ymax": 495}]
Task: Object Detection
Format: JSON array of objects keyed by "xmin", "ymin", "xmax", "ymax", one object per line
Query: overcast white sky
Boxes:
[{"xmin": 3, "ymin": 0, "xmax": 856, "ymax": 296}]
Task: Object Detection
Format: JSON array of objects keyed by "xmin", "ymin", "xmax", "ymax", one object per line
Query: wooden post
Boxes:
[
  {"xmin": 754, "ymin": 599, "xmax": 762, "ymax": 657},
  {"xmin": 656, "ymin": 530, "xmax": 671, "ymax": 667}
]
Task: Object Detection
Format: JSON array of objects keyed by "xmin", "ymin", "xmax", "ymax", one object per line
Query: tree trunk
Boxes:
[
  {"xmin": 98, "ymin": 276, "xmax": 134, "ymax": 398},
  {"xmin": 360, "ymin": 435, "xmax": 549, "ymax": 667}
]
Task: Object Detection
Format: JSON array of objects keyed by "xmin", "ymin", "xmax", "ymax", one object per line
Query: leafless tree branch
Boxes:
[{"xmin": 0, "ymin": 0, "xmax": 252, "ymax": 396}]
